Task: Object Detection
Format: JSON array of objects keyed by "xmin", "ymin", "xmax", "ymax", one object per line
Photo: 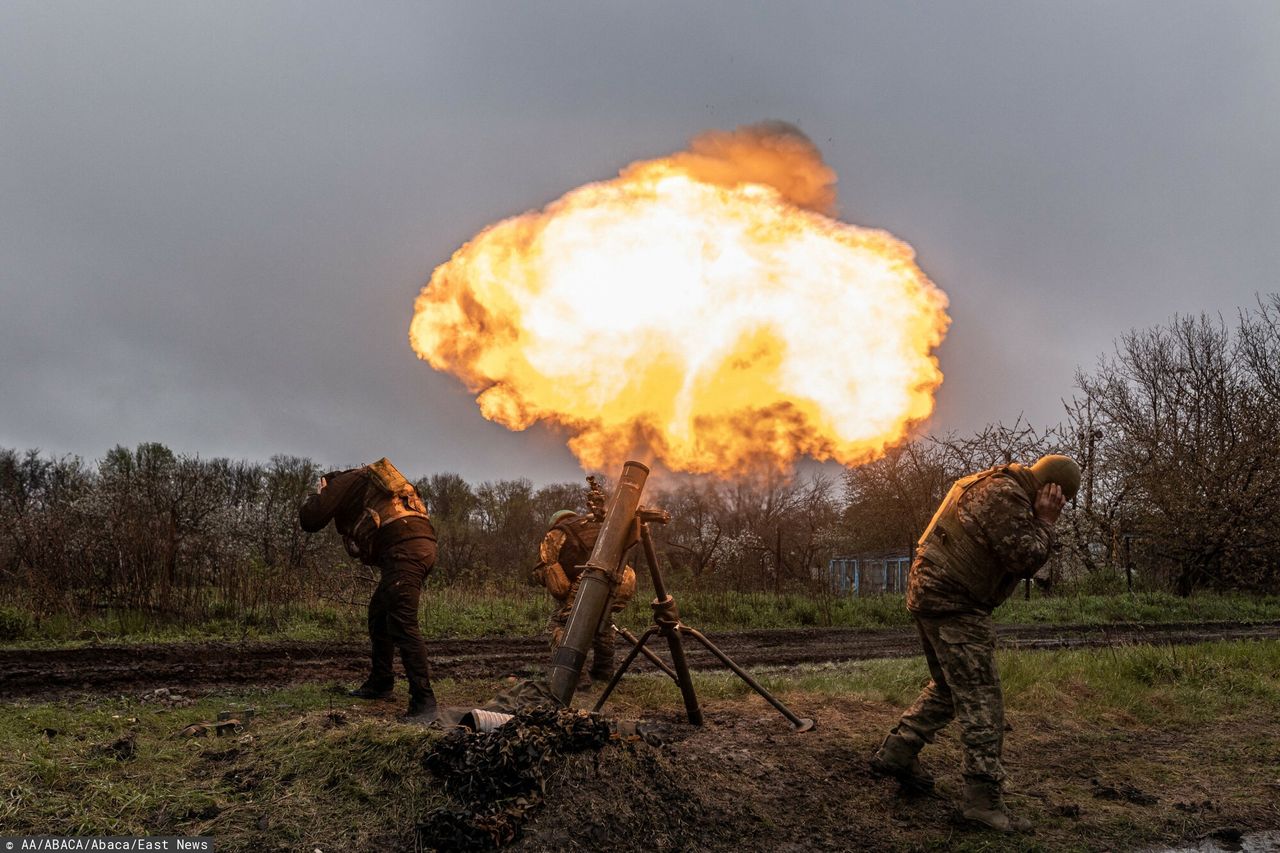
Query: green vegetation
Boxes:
[
  {"xmin": 3, "ymin": 588, "xmax": 1279, "ymax": 649},
  {"xmin": 0, "ymin": 684, "xmax": 444, "ymax": 849},
  {"xmin": 0, "ymin": 603, "xmax": 33, "ymax": 641},
  {"xmin": 993, "ymin": 589, "xmax": 1280, "ymax": 626},
  {"xmin": 609, "ymin": 636, "xmax": 1280, "ymax": 723},
  {"xmin": 647, "ymin": 588, "xmax": 1280, "ymax": 633}
]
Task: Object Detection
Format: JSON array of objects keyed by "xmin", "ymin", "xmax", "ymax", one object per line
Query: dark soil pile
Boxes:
[
  {"xmin": 509, "ymin": 706, "xmax": 889, "ymax": 853},
  {"xmin": 417, "ymin": 698, "xmax": 895, "ymax": 853},
  {"xmin": 417, "ymin": 708, "xmax": 615, "ymax": 850}
]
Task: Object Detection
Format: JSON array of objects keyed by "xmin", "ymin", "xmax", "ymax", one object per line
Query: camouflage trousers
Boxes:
[
  {"xmin": 893, "ymin": 610, "xmax": 1006, "ymax": 783},
  {"xmin": 548, "ymin": 577, "xmax": 619, "ymax": 682}
]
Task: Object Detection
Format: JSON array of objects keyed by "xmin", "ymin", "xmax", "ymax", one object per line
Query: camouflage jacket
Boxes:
[
  {"xmin": 530, "ymin": 522, "xmax": 637, "ymax": 610},
  {"xmin": 529, "ymin": 514, "xmax": 600, "ymax": 599},
  {"xmin": 531, "ymin": 527, "xmax": 577, "ymax": 601},
  {"xmin": 907, "ymin": 467, "xmax": 1054, "ymax": 614}
]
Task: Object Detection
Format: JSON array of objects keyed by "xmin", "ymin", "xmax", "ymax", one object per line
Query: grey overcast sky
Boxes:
[{"xmin": 2, "ymin": 2, "xmax": 1278, "ymax": 483}]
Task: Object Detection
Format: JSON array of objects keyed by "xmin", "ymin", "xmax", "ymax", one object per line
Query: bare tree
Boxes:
[
  {"xmin": 1076, "ymin": 310, "xmax": 1280, "ymax": 594},
  {"xmin": 419, "ymin": 472, "xmax": 480, "ymax": 583},
  {"xmin": 653, "ymin": 481, "xmax": 727, "ymax": 580}
]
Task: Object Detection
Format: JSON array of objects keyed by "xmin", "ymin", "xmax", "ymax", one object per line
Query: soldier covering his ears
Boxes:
[
  {"xmin": 299, "ymin": 458, "xmax": 439, "ymax": 722},
  {"xmin": 870, "ymin": 454, "xmax": 1081, "ymax": 832}
]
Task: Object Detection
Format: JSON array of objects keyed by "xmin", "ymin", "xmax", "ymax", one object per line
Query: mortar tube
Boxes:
[{"xmin": 547, "ymin": 461, "xmax": 649, "ymax": 705}]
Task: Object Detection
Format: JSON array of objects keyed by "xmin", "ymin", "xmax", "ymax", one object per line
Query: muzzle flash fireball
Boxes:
[{"xmin": 409, "ymin": 122, "xmax": 950, "ymax": 475}]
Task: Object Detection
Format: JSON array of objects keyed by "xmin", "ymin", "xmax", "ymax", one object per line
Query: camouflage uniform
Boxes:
[
  {"xmin": 887, "ymin": 465, "xmax": 1053, "ymax": 785},
  {"xmin": 531, "ymin": 518, "xmax": 636, "ymax": 682}
]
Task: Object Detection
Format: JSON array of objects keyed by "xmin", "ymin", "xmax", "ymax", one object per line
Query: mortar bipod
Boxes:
[{"xmin": 592, "ymin": 514, "xmax": 815, "ymax": 733}]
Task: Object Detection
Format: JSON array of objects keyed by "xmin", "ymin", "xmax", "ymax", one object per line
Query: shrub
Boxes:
[{"xmin": 0, "ymin": 604, "xmax": 32, "ymax": 641}]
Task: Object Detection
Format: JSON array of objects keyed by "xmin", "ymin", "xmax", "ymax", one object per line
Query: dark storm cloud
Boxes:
[{"xmin": 2, "ymin": 1, "xmax": 1278, "ymax": 482}]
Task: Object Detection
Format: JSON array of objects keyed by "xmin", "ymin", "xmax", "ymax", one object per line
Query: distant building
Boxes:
[{"xmin": 825, "ymin": 549, "xmax": 912, "ymax": 596}]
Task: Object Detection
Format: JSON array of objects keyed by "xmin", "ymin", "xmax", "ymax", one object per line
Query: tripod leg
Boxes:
[
  {"xmin": 614, "ymin": 624, "xmax": 679, "ymax": 681},
  {"xmin": 592, "ymin": 625, "xmax": 660, "ymax": 712},
  {"xmin": 636, "ymin": 522, "xmax": 704, "ymax": 726},
  {"xmin": 660, "ymin": 622, "xmax": 704, "ymax": 726},
  {"xmin": 680, "ymin": 626, "xmax": 815, "ymax": 732}
]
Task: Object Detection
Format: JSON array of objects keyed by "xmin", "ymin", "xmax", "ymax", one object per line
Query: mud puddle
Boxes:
[{"xmin": 1151, "ymin": 830, "xmax": 1280, "ymax": 852}]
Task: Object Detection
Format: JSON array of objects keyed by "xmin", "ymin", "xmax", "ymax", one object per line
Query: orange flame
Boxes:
[{"xmin": 409, "ymin": 123, "xmax": 949, "ymax": 476}]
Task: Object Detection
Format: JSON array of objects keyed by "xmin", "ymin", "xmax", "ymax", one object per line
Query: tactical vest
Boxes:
[
  {"xmin": 339, "ymin": 458, "xmax": 430, "ymax": 562},
  {"xmin": 916, "ymin": 464, "xmax": 1038, "ymax": 607},
  {"xmin": 552, "ymin": 515, "xmax": 601, "ymax": 583}
]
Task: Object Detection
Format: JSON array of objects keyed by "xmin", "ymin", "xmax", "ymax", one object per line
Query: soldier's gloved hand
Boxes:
[
  {"xmin": 1034, "ymin": 483, "xmax": 1066, "ymax": 525},
  {"xmin": 541, "ymin": 562, "xmax": 572, "ymax": 600}
]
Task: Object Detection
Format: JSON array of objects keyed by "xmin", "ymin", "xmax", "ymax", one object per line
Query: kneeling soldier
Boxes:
[{"xmin": 531, "ymin": 496, "xmax": 636, "ymax": 686}]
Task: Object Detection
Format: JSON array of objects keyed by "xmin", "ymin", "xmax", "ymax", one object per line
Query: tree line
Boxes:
[
  {"xmin": 2, "ymin": 298, "xmax": 1278, "ymax": 625},
  {"xmin": 0, "ymin": 443, "xmax": 845, "ymax": 624},
  {"xmin": 844, "ymin": 296, "xmax": 1280, "ymax": 596}
]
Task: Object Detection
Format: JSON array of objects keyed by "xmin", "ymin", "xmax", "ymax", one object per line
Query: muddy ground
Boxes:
[
  {"xmin": 401, "ymin": 676, "xmax": 1280, "ymax": 850},
  {"xmin": 3, "ymin": 620, "xmax": 1278, "ymax": 700},
  {"xmin": 425, "ymin": 690, "xmax": 1280, "ymax": 853}
]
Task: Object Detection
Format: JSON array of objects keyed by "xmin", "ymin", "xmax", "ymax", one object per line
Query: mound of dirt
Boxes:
[
  {"xmin": 514, "ymin": 733, "xmax": 708, "ymax": 852},
  {"xmin": 519, "ymin": 703, "xmax": 910, "ymax": 853},
  {"xmin": 418, "ymin": 708, "xmax": 615, "ymax": 850},
  {"xmin": 416, "ymin": 698, "xmax": 898, "ymax": 853}
]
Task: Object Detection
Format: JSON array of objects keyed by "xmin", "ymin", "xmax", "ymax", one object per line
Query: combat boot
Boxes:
[
  {"xmin": 403, "ymin": 693, "xmax": 439, "ymax": 725},
  {"xmin": 961, "ymin": 779, "xmax": 1032, "ymax": 833},
  {"xmin": 348, "ymin": 681, "xmax": 394, "ymax": 700},
  {"xmin": 587, "ymin": 666, "xmax": 616, "ymax": 687},
  {"xmin": 869, "ymin": 732, "xmax": 934, "ymax": 793}
]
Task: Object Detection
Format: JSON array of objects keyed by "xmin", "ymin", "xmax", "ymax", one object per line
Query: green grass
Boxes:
[
  {"xmin": 3, "ymin": 588, "xmax": 1279, "ymax": 649},
  {"xmin": 999, "ymin": 636, "xmax": 1280, "ymax": 724},
  {"xmin": 618, "ymin": 589, "xmax": 912, "ymax": 632},
  {"xmin": 0, "ymin": 684, "xmax": 445, "ymax": 848},
  {"xmin": 601, "ymin": 638, "xmax": 1280, "ymax": 724},
  {"xmin": 994, "ymin": 590, "xmax": 1280, "ymax": 626}
]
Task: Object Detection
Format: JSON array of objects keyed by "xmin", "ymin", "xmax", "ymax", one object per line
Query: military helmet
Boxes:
[
  {"xmin": 1029, "ymin": 454, "xmax": 1081, "ymax": 501},
  {"xmin": 549, "ymin": 509, "xmax": 578, "ymax": 527}
]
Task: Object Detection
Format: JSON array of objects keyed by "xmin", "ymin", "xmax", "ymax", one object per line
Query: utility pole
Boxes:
[
  {"xmin": 774, "ymin": 527, "xmax": 783, "ymax": 594},
  {"xmin": 1085, "ymin": 428, "xmax": 1102, "ymax": 513},
  {"xmin": 1124, "ymin": 534, "xmax": 1133, "ymax": 592}
]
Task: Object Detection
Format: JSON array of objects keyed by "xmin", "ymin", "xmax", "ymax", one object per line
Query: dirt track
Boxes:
[{"xmin": 2, "ymin": 620, "xmax": 1278, "ymax": 700}]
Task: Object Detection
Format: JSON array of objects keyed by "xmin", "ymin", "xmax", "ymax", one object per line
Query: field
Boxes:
[
  {"xmin": 5, "ymin": 588, "xmax": 1280, "ymax": 647},
  {"xmin": 3, "ymin": 636, "xmax": 1279, "ymax": 851}
]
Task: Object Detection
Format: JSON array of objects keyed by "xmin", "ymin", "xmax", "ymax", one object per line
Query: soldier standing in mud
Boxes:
[
  {"xmin": 531, "ymin": 478, "xmax": 637, "ymax": 686},
  {"xmin": 870, "ymin": 454, "xmax": 1080, "ymax": 832},
  {"xmin": 299, "ymin": 458, "xmax": 439, "ymax": 722}
]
